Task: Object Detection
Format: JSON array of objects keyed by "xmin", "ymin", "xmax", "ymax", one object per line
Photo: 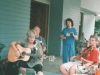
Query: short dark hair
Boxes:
[{"xmin": 65, "ymin": 18, "xmax": 74, "ymax": 27}]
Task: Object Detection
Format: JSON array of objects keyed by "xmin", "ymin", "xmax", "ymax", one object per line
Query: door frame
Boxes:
[{"xmin": 30, "ymin": 0, "xmax": 50, "ymax": 54}]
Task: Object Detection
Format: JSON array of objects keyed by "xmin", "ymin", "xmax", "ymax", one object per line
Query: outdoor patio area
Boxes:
[
  {"xmin": 43, "ymin": 56, "xmax": 62, "ymax": 73},
  {"xmin": 23, "ymin": 56, "xmax": 62, "ymax": 75}
]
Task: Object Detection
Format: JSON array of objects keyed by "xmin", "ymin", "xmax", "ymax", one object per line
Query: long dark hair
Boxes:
[{"xmin": 65, "ymin": 18, "xmax": 74, "ymax": 27}]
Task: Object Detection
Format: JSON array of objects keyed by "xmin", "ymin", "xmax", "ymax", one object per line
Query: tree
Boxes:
[{"xmin": 95, "ymin": 20, "xmax": 100, "ymax": 36}]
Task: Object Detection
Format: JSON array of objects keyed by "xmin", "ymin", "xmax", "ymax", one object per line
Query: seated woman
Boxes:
[
  {"xmin": 5, "ymin": 29, "xmax": 44, "ymax": 75},
  {"xmin": 59, "ymin": 35, "xmax": 99, "ymax": 75}
]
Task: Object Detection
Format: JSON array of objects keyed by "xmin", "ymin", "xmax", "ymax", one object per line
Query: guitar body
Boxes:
[{"xmin": 8, "ymin": 44, "xmax": 31, "ymax": 62}]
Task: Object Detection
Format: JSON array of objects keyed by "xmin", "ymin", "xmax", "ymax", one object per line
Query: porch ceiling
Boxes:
[{"xmin": 81, "ymin": 0, "xmax": 100, "ymax": 20}]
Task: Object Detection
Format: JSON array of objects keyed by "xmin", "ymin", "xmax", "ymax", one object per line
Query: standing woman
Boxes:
[{"xmin": 60, "ymin": 18, "xmax": 78, "ymax": 63}]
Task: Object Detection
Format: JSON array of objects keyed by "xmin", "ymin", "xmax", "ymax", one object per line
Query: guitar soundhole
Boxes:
[
  {"xmin": 18, "ymin": 51, "xmax": 26, "ymax": 59},
  {"xmin": 19, "ymin": 56, "xmax": 24, "ymax": 59}
]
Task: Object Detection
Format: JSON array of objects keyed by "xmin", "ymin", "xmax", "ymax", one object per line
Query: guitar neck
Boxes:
[{"xmin": 26, "ymin": 53, "xmax": 34, "ymax": 56}]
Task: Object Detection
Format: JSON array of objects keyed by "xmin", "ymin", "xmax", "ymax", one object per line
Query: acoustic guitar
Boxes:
[{"xmin": 8, "ymin": 44, "xmax": 31, "ymax": 62}]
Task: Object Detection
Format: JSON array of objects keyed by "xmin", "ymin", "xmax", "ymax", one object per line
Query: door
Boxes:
[{"xmin": 30, "ymin": 1, "xmax": 49, "ymax": 43}]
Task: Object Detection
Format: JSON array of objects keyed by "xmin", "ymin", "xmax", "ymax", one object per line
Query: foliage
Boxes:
[{"xmin": 95, "ymin": 20, "xmax": 100, "ymax": 36}]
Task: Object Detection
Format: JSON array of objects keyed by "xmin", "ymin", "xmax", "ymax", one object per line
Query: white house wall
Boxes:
[
  {"xmin": 81, "ymin": 0, "xmax": 100, "ymax": 14},
  {"xmin": 63, "ymin": 0, "xmax": 81, "ymax": 32},
  {"xmin": 60, "ymin": 0, "xmax": 81, "ymax": 56},
  {"xmin": 83, "ymin": 15, "xmax": 95, "ymax": 40}
]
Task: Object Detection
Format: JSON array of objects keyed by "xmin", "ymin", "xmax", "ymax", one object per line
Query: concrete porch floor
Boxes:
[
  {"xmin": 43, "ymin": 71, "xmax": 61, "ymax": 75},
  {"xmin": 43, "ymin": 56, "xmax": 62, "ymax": 75},
  {"xmin": 24, "ymin": 56, "xmax": 62, "ymax": 75}
]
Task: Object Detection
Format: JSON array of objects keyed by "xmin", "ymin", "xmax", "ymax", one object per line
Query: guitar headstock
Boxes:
[
  {"xmin": 48, "ymin": 55, "xmax": 56, "ymax": 61},
  {"xmin": 43, "ymin": 54, "xmax": 56, "ymax": 61}
]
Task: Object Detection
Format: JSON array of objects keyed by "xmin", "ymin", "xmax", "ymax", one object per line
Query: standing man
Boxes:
[
  {"xmin": 80, "ymin": 32, "xmax": 87, "ymax": 44},
  {"xmin": 60, "ymin": 18, "xmax": 78, "ymax": 63},
  {"xmin": 33, "ymin": 26, "xmax": 47, "ymax": 53},
  {"xmin": 80, "ymin": 32, "xmax": 88, "ymax": 50}
]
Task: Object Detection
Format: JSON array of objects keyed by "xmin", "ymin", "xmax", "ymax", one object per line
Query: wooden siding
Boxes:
[
  {"xmin": 61, "ymin": 0, "xmax": 81, "ymax": 56},
  {"xmin": 0, "ymin": 0, "xmax": 31, "ymax": 59},
  {"xmin": 48, "ymin": 0, "xmax": 63, "ymax": 56},
  {"xmin": 33, "ymin": 0, "xmax": 50, "ymax": 4},
  {"xmin": 62, "ymin": 0, "xmax": 81, "ymax": 33},
  {"xmin": 0, "ymin": 0, "xmax": 81, "ymax": 59},
  {"xmin": 48, "ymin": 0, "xmax": 81, "ymax": 56}
]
